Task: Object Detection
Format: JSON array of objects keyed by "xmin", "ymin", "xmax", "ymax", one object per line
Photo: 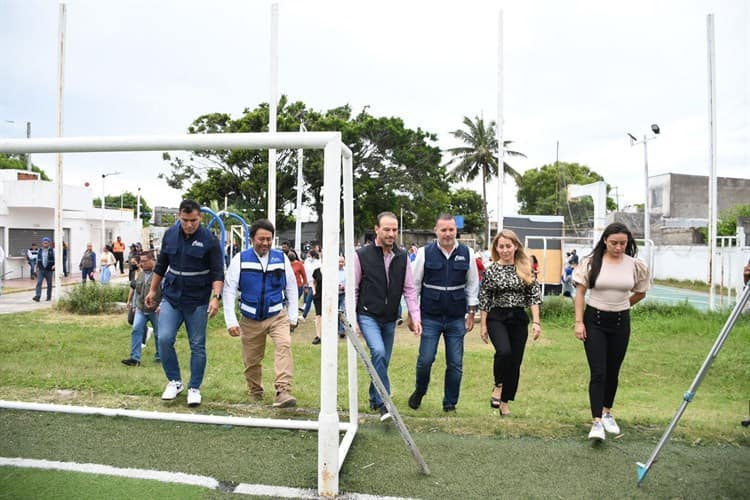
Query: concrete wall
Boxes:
[{"xmin": 650, "ymin": 173, "xmax": 750, "ymax": 219}]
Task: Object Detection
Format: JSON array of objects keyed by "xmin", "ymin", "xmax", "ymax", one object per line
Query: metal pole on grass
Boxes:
[
  {"xmin": 54, "ymin": 1, "xmax": 66, "ymax": 302},
  {"xmin": 637, "ymin": 284, "xmax": 750, "ymax": 486},
  {"xmin": 267, "ymin": 3, "xmax": 279, "ymax": 227}
]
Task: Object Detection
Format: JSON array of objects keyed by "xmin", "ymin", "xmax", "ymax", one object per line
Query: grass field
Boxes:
[{"xmin": 0, "ymin": 296, "xmax": 748, "ymax": 498}]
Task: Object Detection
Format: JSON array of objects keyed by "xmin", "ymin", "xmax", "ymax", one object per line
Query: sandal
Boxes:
[
  {"xmin": 499, "ymin": 402, "xmax": 511, "ymax": 416},
  {"xmin": 490, "ymin": 384, "xmax": 503, "ymax": 408}
]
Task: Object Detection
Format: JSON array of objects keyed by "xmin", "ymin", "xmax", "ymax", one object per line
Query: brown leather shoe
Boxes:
[{"xmin": 272, "ymin": 391, "xmax": 297, "ymax": 408}]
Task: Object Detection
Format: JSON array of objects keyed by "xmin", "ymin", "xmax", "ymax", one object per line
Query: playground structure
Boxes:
[{"xmin": 0, "ymin": 131, "xmax": 376, "ymax": 497}]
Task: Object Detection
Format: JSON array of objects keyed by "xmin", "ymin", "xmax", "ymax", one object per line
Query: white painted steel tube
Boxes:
[
  {"xmin": 0, "ymin": 132, "xmax": 340, "ymax": 154},
  {"xmin": 496, "ymin": 9, "xmax": 505, "ymax": 237},
  {"xmin": 268, "ymin": 3, "xmax": 279, "ymax": 226},
  {"xmin": 318, "ymin": 138, "xmax": 342, "ymax": 497},
  {"xmin": 337, "ymin": 427, "xmax": 357, "ymax": 473},
  {"xmin": 706, "ymin": 14, "xmax": 718, "ymax": 311},
  {"xmin": 0, "ymin": 400, "xmax": 354, "ymax": 432},
  {"xmin": 54, "ymin": 1, "xmax": 67, "ymax": 304},
  {"xmin": 342, "ymin": 150, "xmax": 358, "ymax": 426}
]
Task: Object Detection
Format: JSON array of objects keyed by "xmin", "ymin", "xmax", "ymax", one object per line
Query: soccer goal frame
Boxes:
[{"xmin": 0, "ymin": 131, "xmax": 357, "ymax": 497}]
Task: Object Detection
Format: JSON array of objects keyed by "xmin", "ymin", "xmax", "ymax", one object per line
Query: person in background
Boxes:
[
  {"xmin": 79, "ymin": 243, "xmax": 97, "ymax": 284},
  {"xmin": 100, "ymin": 246, "xmax": 115, "ymax": 285},
  {"xmin": 479, "ymin": 229, "xmax": 542, "ymax": 416},
  {"xmin": 530, "ymin": 255, "xmax": 539, "ymax": 279},
  {"xmin": 0, "ymin": 243, "xmax": 5, "ymax": 297},
  {"xmin": 311, "ymin": 264, "xmax": 323, "ymax": 345},
  {"xmin": 561, "ymin": 263, "xmax": 576, "ymax": 298},
  {"xmin": 475, "ymin": 249, "xmax": 486, "ymax": 282},
  {"xmin": 568, "ymin": 248, "xmax": 579, "ymax": 266},
  {"xmin": 112, "ymin": 236, "xmax": 126, "ymax": 275},
  {"xmin": 33, "ymin": 237, "xmax": 55, "ymax": 302},
  {"xmin": 62, "ymin": 241, "xmax": 69, "ymax": 277},
  {"xmin": 744, "ymin": 259, "xmax": 750, "ymax": 286},
  {"xmin": 122, "ymin": 251, "xmax": 161, "ymax": 366},
  {"xmin": 573, "ymin": 222, "xmax": 649, "ymax": 442},
  {"xmin": 223, "ymin": 218, "xmax": 298, "ymax": 408},
  {"xmin": 287, "ymin": 250, "xmax": 307, "ymax": 321},
  {"xmin": 354, "ymin": 211, "xmax": 422, "ymax": 421},
  {"xmin": 337, "ymin": 255, "xmax": 348, "ymax": 338},
  {"xmin": 302, "ymin": 249, "xmax": 321, "ymax": 320},
  {"xmin": 26, "ymin": 243, "xmax": 38, "ymax": 280},
  {"xmin": 408, "ymin": 214, "xmax": 479, "ymax": 413},
  {"xmin": 280, "ymin": 241, "xmax": 290, "ymax": 256},
  {"xmin": 127, "ymin": 243, "xmax": 141, "ymax": 282},
  {"xmin": 145, "ymin": 199, "xmax": 224, "ymax": 408}
]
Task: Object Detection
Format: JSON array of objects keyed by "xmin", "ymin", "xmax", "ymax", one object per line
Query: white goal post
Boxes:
[{"xmin": 0, "ymin": 131, "xmax": 357, "ymax": 498}]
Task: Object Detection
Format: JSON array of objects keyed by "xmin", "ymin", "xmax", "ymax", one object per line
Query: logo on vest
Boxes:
[
  {"xmin": 454, "ymin": 255, "xmax": 466, "ymax": 261},
  {"xmin": 191, "ymin": 241, "xmax": 204, "ymax": 247}
]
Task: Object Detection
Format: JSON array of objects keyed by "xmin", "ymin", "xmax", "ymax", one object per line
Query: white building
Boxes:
[{"xmin": 0, "ymin": 169, "xmax": 142, "ymax": 280}]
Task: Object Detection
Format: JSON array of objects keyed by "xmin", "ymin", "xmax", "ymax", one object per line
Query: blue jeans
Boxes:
[
  {"xmin": 358, "ymin": 314, "xmax": 396, "ymax": 409},
  {"xmin": 415, "ymin": 315, "xmax": 467, "ymax": 407},
  {"xmin": 130, "ymin": 309, "xmax": 160, "ymax": 361},
  {"xmin": 158, "ymin": 300, "xmax": 208, "ymax": 389},
  {"xmin": 338, "ymin": 294, "xmax": 346, "ymax": 334},
  {"xmin": 302, "ymin": 286, "xmax": 313, "ymax": 318},
  {"xmin": 35, "ymin": 269, "xmax": 52, "ymax": 299},
  {"xmin": 81, "ymin": 267, "xmax": 95, "ymax": 284}
]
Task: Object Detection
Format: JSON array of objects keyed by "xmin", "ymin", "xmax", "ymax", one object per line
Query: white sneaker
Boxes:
[
  {"xmin": 601, "ymin": 413, "xmax": 620, "ymax": 434},
  {"xmin": 146, "ymin": 327, "xmax": 153, "ymax": 343},
  {"xmin": 187, "ymin": 388, "xmax": 202, "ymax": 407},
  {"xmin": 588, "ymin": 421, "xmax": 606, "ymax": 442},
  {"xmin": 161, "ymin": 380, "xmax": 184, "ymax": 400}
]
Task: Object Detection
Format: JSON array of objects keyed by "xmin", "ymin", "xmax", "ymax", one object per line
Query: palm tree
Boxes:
[{"xmin": 444, "ymin": 115, "xmax": 526, "ymax": 246}]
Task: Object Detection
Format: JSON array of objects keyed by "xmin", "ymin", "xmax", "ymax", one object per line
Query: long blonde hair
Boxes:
[{"xmin": 490, "ymin": 229, "xmax": 533, "ymax": 284}]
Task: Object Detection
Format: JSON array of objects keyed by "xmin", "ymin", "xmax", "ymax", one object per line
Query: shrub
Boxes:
[{"xmin": 57, "ymin": 283, "xmax": 129, "ymax": 314}]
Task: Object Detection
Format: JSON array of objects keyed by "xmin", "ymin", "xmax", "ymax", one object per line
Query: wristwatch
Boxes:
[{"xmin": 212, "ymin": 293, "xmax": 222, "ymax": 301}]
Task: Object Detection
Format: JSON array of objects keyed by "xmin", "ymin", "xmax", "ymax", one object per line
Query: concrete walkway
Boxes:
[{"xmin": 0, "ymin": 272, "xmax": 131, "ymax": 315}]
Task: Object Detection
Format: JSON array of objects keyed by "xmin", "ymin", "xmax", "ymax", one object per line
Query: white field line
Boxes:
[{"xmin": 0, "ymin": 457, "xmax": 417, "ymax": 499}]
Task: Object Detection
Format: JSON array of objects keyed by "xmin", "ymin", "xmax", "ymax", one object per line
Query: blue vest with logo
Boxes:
[
  {"xmin": 420, "ymin": 242, "xmax": 470, "ymax": 318},
  {"xmin": 160, "ymin": 224, "xmax": 216, "ymax": 308},
  {"xmin": 238, "ymin": 248, "xmax": 287, "ymax": 320}
]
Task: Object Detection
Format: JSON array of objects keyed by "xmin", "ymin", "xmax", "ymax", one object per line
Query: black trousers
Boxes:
[
  {"xmin": 487, "ymin": 307, "xmax": 529, "ymax": 402},
  {"xmin": 113, "ymin": 252, "xmax": 124, "ymax": 273},
  {"xmin": 583, "ymin": 306, "xmax": 630, "ymax": 418}
]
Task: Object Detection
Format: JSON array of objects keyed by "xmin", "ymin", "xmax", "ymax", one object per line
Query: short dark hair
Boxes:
[
  {"xmin": 250, "ymin": 218, "xmax": 275, "ymax": 237},
  {"xmin": 376, "ymin": 211, "xmax": 398, "ymax": 226},
  {"xmin": 436, "ymin": 213, "xmax": 455, "ymax": 224},
  {"xmin": 179, "ymin": 199, "xmax": 201, "ymax": 213},
  {"xmin": 140, "ymin": 251, "xmax": 155, "ymax": 261}
]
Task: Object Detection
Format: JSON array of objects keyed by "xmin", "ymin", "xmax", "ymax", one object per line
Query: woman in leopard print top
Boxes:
[{"xmin": 479, "ymin": 229, "xmax": 542, "ymax": 416}]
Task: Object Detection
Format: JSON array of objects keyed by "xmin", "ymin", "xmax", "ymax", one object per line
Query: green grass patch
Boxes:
[{"xmin": 0, "ymin": 304, "xmax": 748, "ymax": 497}]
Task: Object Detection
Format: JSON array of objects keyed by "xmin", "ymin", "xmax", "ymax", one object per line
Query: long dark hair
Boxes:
[{"xmin": 587, "ymin": 222, "xmax": 638, "ymax": 289}]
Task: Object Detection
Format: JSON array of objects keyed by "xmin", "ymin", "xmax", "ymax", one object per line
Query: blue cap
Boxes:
[{"xmin": 42, "ymin": 237, "xmax": 51, "ymax": 243}]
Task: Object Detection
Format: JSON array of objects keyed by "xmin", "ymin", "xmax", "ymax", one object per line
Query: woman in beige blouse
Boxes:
[{"xmin": 573, "ymin": 222, "xmax": 649, "ymax": 442}]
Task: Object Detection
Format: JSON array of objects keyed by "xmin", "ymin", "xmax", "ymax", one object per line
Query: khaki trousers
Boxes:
[{"xmin": 239, "ymin": 311, "xmax": 294, "ymax": 395}]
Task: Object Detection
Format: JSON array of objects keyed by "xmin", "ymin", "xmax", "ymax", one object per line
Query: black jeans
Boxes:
[
  {"xmin": 583, "ymin": 306, "xmax": 630, "ymax": 418},
  {"xmin": 487, "ymin": 307, "xmax": 529, "ymax": 402}
]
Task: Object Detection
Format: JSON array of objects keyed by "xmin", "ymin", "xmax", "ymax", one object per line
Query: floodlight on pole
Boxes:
[{"xmin": 627, "ymin": 124, "xmax": 660, "ymax": 264}]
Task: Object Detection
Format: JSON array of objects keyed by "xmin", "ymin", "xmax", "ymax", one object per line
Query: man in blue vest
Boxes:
[
  {"xmin": 32, "ymin": 237, "xmax": 55, "ymax": 302},
  {"xmin": 145, "ymin": 200, "xmax": 224, "ymax": 408},
  {"xmin": 355, "ymin": 211, "xmax": 422, "ymax": 421},
  {"xmin": 223, "ymin": 218, "xmax": 299, "ymax": 408},
  {"xmin": 408, "ymin": 214, "xmax": 479, "ymax": 412}
]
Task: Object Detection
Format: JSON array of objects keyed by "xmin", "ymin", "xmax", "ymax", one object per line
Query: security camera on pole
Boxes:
[{"xmin": 627, "ymin": 124, "xmax": 660, "ymax": 270}]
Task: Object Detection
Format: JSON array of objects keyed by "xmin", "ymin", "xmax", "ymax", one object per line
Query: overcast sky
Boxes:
[{"xmin": 1, "ymin": 0, "xmax": 747, "ymax": 221}]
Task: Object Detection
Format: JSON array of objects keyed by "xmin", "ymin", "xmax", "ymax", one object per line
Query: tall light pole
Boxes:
[
  {"xmin": 295, "ymin": 121, "xmax": 306, "ymax": 253},
  {"xmin": 627, "ymin": 124, "xmax": 660, "ymax": 259},
  {"xmin": 101, "ymin": 171, "xmax": 121, "ymax": 251},
  {"xmin": 136, "ymin": 187, "xmax": 141, "ymax": 221}
]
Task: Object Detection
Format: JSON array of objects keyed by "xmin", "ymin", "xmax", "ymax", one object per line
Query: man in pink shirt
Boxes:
[{"xmin": 354, "ymin": 211, "xmax": 422, "ymax": 421}]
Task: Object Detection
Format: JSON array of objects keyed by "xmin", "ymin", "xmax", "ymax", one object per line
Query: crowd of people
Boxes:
[{"xmin": 6, "ymin": 199, "xmax": 671, "ymax": 443}]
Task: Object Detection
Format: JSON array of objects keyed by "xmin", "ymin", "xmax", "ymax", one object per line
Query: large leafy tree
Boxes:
[
  {"xmin": 447, "ymin": 188, "xmax": 484, "ymax": 235},
  {"xmin": 516, "ymin": 161, "xmax": 616, "ymax": 233},
  {"xmin": 443, "ymin": 116, "xmax": 525, "ymax": 244},
  {"xmin": 93, "ymin": 191, "xmax": 153, "ymax": 225},
  {"xmin": 160, "ymin": 97, "xmax": 448, "ymax": 239},
  {"xmin": 0, "ymin": 153, "xmax": 51, "ymax": 180}
]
